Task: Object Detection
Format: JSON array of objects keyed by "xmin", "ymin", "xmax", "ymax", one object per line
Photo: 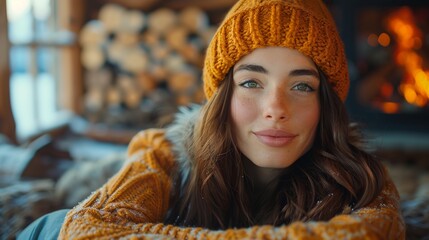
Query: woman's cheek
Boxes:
[
  {"xmin": 230, "ymin": 93, "xmax": 258, "ymax": 125},
  {"xmin": 296, "ymin": 100, "xmax": 320, "ymax": 133}
]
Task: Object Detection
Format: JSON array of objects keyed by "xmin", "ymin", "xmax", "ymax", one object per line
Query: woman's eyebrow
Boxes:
[
  {"xmin": 234, "ymin": 64, "xmax": 319, "ymax": 79},
  {"xmin": 289, "ymin": 69, "xmax": 319, "ymax": 78},
  {"xmin": 234, "ymin": 64, "xmax": 268, "ymax": 74}
]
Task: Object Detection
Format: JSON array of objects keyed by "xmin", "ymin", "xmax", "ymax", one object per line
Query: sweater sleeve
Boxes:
[
  {"xmin": 120, "ymin": 177, "xmax": 406, "ymax": 240},
  {"xmin": 60, "ymin": 131, "xmax": 405, "ymax": 240},
  {"xmin": 59, "ymin": 129, "xmax": 176, "ymax": 239}
]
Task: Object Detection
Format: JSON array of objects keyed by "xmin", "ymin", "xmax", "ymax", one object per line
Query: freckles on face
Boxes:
[
  {"xmin": 229, "ymin": 47, "xmax": 320, "ymax": 169},
  {"xmin": 230, "ymin": 91, "xmax": 259, "ymax": 129}
]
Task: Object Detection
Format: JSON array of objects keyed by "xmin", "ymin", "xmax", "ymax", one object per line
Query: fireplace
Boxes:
[
  {"xmin": 331, "ymin": 0, "xmax": 429, "ymax": 133},
  {"xmin": 332, "ymin": 5, "xmax": 429, "ymax": 237}
]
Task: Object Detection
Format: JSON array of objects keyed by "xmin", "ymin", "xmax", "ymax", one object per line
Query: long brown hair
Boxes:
[{"xmin": 165, "ymin": 69, "xmax": 386, "ymax": 229}]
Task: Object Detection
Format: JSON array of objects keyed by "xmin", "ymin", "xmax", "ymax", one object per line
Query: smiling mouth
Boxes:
[{"xmin": 253, "ymin": 130, "xmax": 297, "ymax": 147}]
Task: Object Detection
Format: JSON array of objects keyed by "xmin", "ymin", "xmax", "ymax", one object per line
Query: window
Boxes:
[{"xmin": 6, "ymin": 0, "xmax": 81, "ymax": 141}]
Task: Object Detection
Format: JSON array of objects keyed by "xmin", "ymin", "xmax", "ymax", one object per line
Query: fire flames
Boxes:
[{"xmin": 387, "ymin": 7, "xmax": 429, "ymax": 108}]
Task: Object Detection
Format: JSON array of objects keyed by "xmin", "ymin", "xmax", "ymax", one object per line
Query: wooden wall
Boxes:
[{"xmin": 0, "ymin": 0, "xmax": 16, "ymax": 143}]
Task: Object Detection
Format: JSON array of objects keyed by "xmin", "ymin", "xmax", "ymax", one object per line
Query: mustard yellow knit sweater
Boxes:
[{"xmin": 59, "ymin": 129, "xmax": 406, "ymax": 239}]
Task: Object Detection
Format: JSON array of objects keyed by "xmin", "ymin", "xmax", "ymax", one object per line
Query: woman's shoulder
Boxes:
[
  {"xmin": 361, "ymin": 165, "xmax": 401, "ymax": 211},
  {"xmin": 125, "ymin": 105, "xmax": 201, "ymax": 171},
  {"xmin": 127, "ymin": 129, "xmax": 171, "ymax": 157},
  {"xmin": 127, "ymin": 105, "xmax": 201, "ymax": 156}
]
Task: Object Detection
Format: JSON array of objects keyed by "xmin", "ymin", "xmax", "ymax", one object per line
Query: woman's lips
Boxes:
[{"xmin": 253, "ymin": 129, "xmax": 297, "ymax": 147}]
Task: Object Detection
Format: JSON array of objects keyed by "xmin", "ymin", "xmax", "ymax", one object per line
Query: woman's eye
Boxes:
[
  {"xmin": 239, "ymin": 80, "xmax": 261, "ymax": 88},
  {"xmin": 292, "ymin": 83, "xmax": 314, "ymax": 92}
]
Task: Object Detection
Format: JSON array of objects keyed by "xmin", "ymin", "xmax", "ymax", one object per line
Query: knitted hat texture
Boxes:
[{"xmin": 203, "ymin": 0, "xmax": 349, "ymax": 101}]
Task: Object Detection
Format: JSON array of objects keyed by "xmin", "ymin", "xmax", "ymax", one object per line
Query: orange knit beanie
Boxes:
[{"xmin": 203, "ymin": 0, "xmax": 349, "ymax": 101}]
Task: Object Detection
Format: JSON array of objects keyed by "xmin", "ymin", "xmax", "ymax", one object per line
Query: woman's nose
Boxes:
[{"xmin": 263, "ymin": 89, "xmax": 289, "ymax": 121}]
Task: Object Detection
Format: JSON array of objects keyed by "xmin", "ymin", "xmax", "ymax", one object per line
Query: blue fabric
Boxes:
[{"xmin": 17, "ymin": 209, "xmax": 69, "ymax": 240}]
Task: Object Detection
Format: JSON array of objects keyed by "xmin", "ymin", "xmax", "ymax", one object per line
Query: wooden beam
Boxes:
[
  {"xmin": 0, "ymin": 0, "xmax": 17, "ymax": 144},
  {"xmin": 161, "ymin": 0, "xmax": 237, "ymax": 11},
  {"xmin": 58, "ymin": 0, "xmax": 85, "ymax": 114},
  {"xmin": 99, "ymin": 0, "xmax": 236, "ymax": 12},
  {"xmin": 106, "ymin": 0, "xmax": 160, "ymax": 11}
]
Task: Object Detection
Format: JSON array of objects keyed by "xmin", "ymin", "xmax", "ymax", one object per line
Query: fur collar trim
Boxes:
[{"xmin": 165, "ymin": 104, "xmax": 201, "ymax": 184}]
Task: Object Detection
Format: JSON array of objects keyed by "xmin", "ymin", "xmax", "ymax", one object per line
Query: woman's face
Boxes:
[{"xmin": 230, "ymin": 47, "xmax": 320, "ymax": 168}]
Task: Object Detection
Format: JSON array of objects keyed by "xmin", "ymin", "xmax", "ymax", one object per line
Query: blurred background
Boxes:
[{"xmin": 0, "ymin": 0, "xmax": 428, "ymax": 239}]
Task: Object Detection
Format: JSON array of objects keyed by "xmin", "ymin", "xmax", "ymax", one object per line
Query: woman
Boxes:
[
  {"xmin": 164, "ymin": 46, "xmax": 378, "ymax": 229},
  {"xmin": 24, "ymin": 0, "xmax": 405, "ymax": 239}
]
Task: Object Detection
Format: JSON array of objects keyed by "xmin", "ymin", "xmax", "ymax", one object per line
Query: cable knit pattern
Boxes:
[
  {"xmin": 59, "ymin": 129, "xmax": 405, "ymax": 239},
  {"xmin": 203, "ymin": 0, "xmax": 350, "ymax": 101}
]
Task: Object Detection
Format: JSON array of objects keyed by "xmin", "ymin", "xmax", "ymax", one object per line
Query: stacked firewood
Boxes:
[{"xmin": 80, "ymin": 4, "xmax": 216, "ymax": 129}]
